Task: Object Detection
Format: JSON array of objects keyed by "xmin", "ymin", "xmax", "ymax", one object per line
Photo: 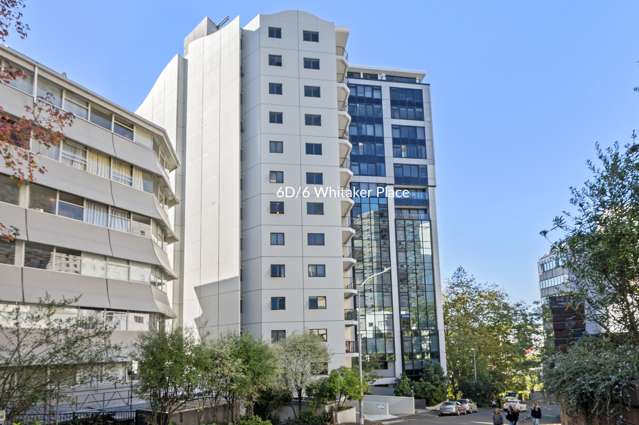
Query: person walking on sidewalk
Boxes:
[
  {"xmin": 531, "ymin": 403, "xmax": 542, "ymax": 425},
  {"xmin": 506, "ymin": 406, "xmax": 520, "ymax": 425},
  {"xmin": 493, "ymin": 408, "xmax": 504, "ymax": 425}
]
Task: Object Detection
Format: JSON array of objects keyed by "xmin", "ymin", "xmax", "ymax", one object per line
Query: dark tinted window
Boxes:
[
  {"xmin": 271, "ymin": 297, "xmax": 286, "ymax": 310},
  {"xmin": 0, "ymin": 174, "xmax": 19, "ymax": 205},
  {"xmin": 270, "ymin": 264, "xmax": 286, "ymax": 277},
  {"xmin": 303, "ymin": 58, "xmax": 320, "ymax": 70},
  {"xmin": 268, "ymin": 54, "xmax": 283, "ymax": 66},
  {"xmin": 270, "ymin": 232, "xmax": 285, "ymax": 245},
  {"xmin": 304, "ymin": 86, "xmax": 321, "ymax": 97},
  {"xmin": 270, "ymin": 201, "xmax": 285, "ymax": 214},
  {"xmin": 305, "ymin": 143, "xmax": 322, "ymax": 155},
  {"xmin": 268, "ymin": 27, "xmax": 282, "ymax": 38},
  {"xmin": 307, "ymin": 233, "xmax": 325, "ymax": 246},
  {"xmin": 269, "ymin": 141, "xmax": 283, "ymax": 153},
  {"xmin": 303, "ymin": 30, "xmax": 319, "ymax": 42},
  {"xmin": 269, "ymin": 111, "xmax": 283, "ymax": 124},
  {"xmin": 304, "ymin": 114, "xmax": 321, "ymax": 126},
  {"xmin": 269, "ymin": 82, "xmax": 283, "ymax": 95},
  {"xmin": 307, "ymin": 202, "xmax": 324, "ymax": 215},
  {"xmin": 306, "ymin": 172, "xmax": 323, "ymax": 184}
]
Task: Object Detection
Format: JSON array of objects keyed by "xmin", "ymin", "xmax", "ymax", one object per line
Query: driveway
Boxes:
[{"xmin": 373, "ymin": 406, "xmax": 561, "ymax": 425}]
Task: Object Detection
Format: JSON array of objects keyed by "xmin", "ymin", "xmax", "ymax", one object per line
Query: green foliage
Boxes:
[
  {"xmin": 135, "ymin": 329, "xmax": 200, "ymax": 425},
  {"xmin": 444, "ymin": 268, "xmax": 542, "ymax": 398},
  {"xmin": 544, "ymin": 337, "xmax": 639, "ymax": 418},
  {"xmin": 274, "ymin": 333, "xmax": 329, "ymax": 409},
  {"xmin": 307, "ymin": 367, "xmax": 366, "ymax": 410},
  {"xmin": 458, "ymin": 376, "xmax": 500, "ymax": 406},
  {"xmin": 254, "ymin": 385, "xmax": 293, "ymax": 421},
  {"xmin": 285, "ymin": 411, "xmax": 331, "ymax": 425},
  {"xmin": 546, "ymin": 141, "xmax": 639, "ymax": 342},
  {"xmin": 412, "ymin": 362, "xmax": 448, "ymax": 405},
  {"xmin": 394, "ymin": 374, "xmax": 413, "ymax": 397},
  {"xmin": 238, "ymin": 415, "xmax": 273, "ymax": 425}
]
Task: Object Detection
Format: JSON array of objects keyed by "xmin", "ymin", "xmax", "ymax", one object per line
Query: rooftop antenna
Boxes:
[{"xmin": 216, "ymin": 16, "xmax": 230, "ymax": 28}]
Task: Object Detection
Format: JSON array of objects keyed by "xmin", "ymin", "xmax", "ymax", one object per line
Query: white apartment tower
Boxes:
[{"xmin": 139, "ymin": 10, "xmax": 446, "ymax": 376}]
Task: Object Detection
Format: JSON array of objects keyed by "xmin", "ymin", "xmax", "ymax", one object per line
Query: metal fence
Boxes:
[{"xmin": 13, "ymin": 410, "xmax": 136, "ymax": 425}]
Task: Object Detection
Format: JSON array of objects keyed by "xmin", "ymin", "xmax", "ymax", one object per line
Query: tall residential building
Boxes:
[
  {"xmin": 0, "ymin": 46, "xmax": 179, "ymax": 383},
  {"xmin": 537, "ymin": 252, "xmax": 600, "ymax": 351},
  {"xmin": 138, "ymin": 10, "xmax": 446, "ymax": 378},
  {"xmin": 346, "ymin": 67, "xmax": 446, "ymax": 382}
]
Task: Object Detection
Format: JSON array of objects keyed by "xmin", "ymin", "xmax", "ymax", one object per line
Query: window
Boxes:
[
  {"xmin": 270, "ymin": 264, "xmax": 286, "ymax": 278},
  {"xmin": 61, "ymin": 140, "xmax": 87, "ymax": 170},
  {"xmin": 269, "ymin": 82, "xmax": 283, "ymax": 95},
  {"xmin": 307, "ymin": 233, "xmax": 325, "ymax": 246},
  {"xmin": 0, "ymin": 174, "xmax": 19, "ymax": 205},
  {"xmin": 131, "ymin": 213, "xmax": 152, "ymax": 237},
  {"xmin": 87, "ymin": 149, "xmax": 110, "ymax": 179},
  {"xmin": 37, "ymin": 78, "xmax": 62, "ymax": 107},
  {"xmin": 269, "ymin": 170, "xmax": 284, "ymax": 183},
  {"xmin": 85, "ymin": 201, "xmax": 108, "ymax": 227},
  {"xmin": 31, "ymin": 138, "xmax": 60, "ymax": 160},
  {"xmin": 57, "ymin": 192, "xmax": 84, "ymax": 221},
  {"xmin": 390, "ymin": 87, "xmax": 424, "ymax": 120},
  {"xmin": 309, "ymin": 328, "xmax": 327, "ymax": 341},
  {"xmin": 268, "ymin": 54, "xmax": 283, "ymax": 67},
  {"xmin": 304, "ymin": 86, "xmax": 320, "ymax": 97},
  {"xmin": 271, "ymin": 329, "xmax": 286, "ymax": 343},
  {"xmin": 29, "ymin": 184, "xmax": 57, "ymax": 214},
  {"xmin": 309, "ymin": 296, "xmax": 327, "ymax": 310},
  {"xmin": 5, "ymin": 64, "xmax": 33, "ymax": 93},
  {"xmin": 81, "ymin": 253, "xmax": 106, "ymax": 278},
  {"xmin": 130, "ymin": 261, "xmax": 152, "ymax": 283},
  {"xmin": 270, "ymin": 201, "xmax": 285, "ymax": 214},
  {"xmin": 24, "ymin": 242, "xmax": 54, "ymax": 269},
  {"xmin": 90, "ymin": 105, "xmax": 112, "ymax": 131},
  {"xmin": 393, "ymin": 164, "xmax": 427, "ymax": 180},
  {"xmin": 305, "ymin": 143, "xmax": 322, "ymax": 155},
  {"xmin": 303, "ymin": 58, "xmax": 320, "ymax": 70},
  {"xmin": 269, "ymin": 141, "xmax": 283, "ymax": 153},
  {"xmin": 306, "ymin": 172, "xmax": 323, "ymax": 185},
  {"xmin": 270, "ymin": 232, "xmax": 285, "ymax": 246},
  {"xmin": 348, "ymin": 84, "xmax": 382, "ymax": 99},
  {"xmin": 271, "ymin": 297, "xmax": 286, "ymax": 310},
  {"xmin": 109, "ymin": 207, "xmax": 130, "ymax": 232},
  {"xmin": 304, "ymin": 114, "xmax": 321, "ymax": 126},
  {"xmin": 107, "ymin": 258, "xmax": 129, "ymax": 281},
  {"xmin": 142, "ymin": 171, "xmax": 155, "ymax": 193},
  {"xmin": 63, "ymin": 92, "xmax": 89, "ymax": 119},
  {"xmin": 114, "ymin": 116, "xmax": 134, "ymax": 141},
  {"xmin": 306, "ymin": 202, "xmax": 324, "ymax": 215},
  {"xmin": 303, "ymin": 30, "xmax": 319, "ymax": 42},
  {"xmin": 111, "ymin": 159, "xmax": 133, "ymax": 186},
  {"xmin": 54, "ymin": 247, "xmax": 81, "ymax": 274},
  {"xmin": 0, "ymin": 240, "xmax": 15, "ymax": 265},
  {"xmin": 269, "ymin": 111, "xmax": 283, "ymax": 124},
  {"xmin": 268, "ymin": 26, "xmax": 282, "ymax": 38},
  {"xmin": 308, "ymin": 264, "xmax": 326, "ymax": 278}
]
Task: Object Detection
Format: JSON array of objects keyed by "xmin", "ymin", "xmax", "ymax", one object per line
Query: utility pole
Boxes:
[{"xmin": 472, "ymin": 348, "xmax": 477, "ymax": 383}]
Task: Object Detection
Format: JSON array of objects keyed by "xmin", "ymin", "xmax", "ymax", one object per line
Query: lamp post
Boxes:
[
  {"xmin": 471, "ymin": 348, "xmax": 477, "ymax": 383},
  {"xmin": 356, "ymin": 266, "xmax": 391, "ymax": 425}
]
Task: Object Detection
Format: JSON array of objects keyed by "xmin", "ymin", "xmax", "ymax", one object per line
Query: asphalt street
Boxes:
[{"xmin": 376, "ymin": 406, "xmax": 561, "ymax": 425}]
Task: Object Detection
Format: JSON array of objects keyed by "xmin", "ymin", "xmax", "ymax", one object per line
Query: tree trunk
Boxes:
[{"xmin": 297, "ymin": 388, "xmax": 303, "ymax": 416}]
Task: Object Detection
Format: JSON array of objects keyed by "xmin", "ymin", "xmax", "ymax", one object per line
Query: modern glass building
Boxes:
[{"xmin": 347, "ymin": 67, "xmax": 446, "ymax": 384}]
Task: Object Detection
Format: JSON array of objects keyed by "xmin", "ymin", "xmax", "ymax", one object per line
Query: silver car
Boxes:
[
  {"xmin": 459, "ymin": 399, "xmax": 478, "ymax": 413},
  {"xmin": 439, "ymin": 401, "xmax": 463, "ymax": 416}
]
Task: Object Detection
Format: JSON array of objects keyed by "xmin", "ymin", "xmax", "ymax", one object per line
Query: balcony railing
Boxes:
[
  {"xmin": 344, "ymin": 276, "xmax": 355, "ymax": 290},
  {"xmin": 340, "ymin": 156, "xmax": 351, "ymax": 169},
  {"xmin": 345, "ymin": 340, "xmax": 358, "ymax": 353}
]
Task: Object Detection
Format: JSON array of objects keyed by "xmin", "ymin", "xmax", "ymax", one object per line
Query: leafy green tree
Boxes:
[
  {"xmin": 135, "ymin": 329, "xmax": 200, "ymax": 425},
  {"xmin": 444, "ymin": 267, "xmax": 542, "ymax": 398},
  {"xmin": 412, "ymin": 362, "xmax": 448, "ymax": 405},
  {"xmin": 254, "ymin": 385, "xmax": 293, "ymax": 421},
  {"xmin": 307, "ymin": 367, "xmax": 366, "ymax": 411},
  {"xmin": 275, "ymin": 333, "xmax": 329, "ymax": 413},
  {"xmin": 544, "ymin": 337, "xmax": 639, "ymax": 418},
  {"xmin": 544, "ymin": 141, "xmax": 639, "ymax": 342},
  {"xmin": 0, "ymin": 296, "xmax": 118, "ymax": 424},
  {"xmin": 394, "ymin": 374, "xmax": 413, "ymax": 397}
]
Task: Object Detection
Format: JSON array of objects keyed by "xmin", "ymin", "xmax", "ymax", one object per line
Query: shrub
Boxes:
[
  {"xmin": 285, "ymin": 412, "xmax": 331, "ymax": 425},
  {"xmin": 239, "ymin": 416, "xmax": 273, "ymax": 425}
]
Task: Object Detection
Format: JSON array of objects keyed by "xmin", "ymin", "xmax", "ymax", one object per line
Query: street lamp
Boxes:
[
  {"xmin": 471, "ymin": 348, "xmax": 477, "ymax": 383},
  {"xmin": 356, "ymin": 266, "xmax": 391, "ymax": 425}
]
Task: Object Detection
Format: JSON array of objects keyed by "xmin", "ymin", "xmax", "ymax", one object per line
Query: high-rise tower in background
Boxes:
[{"xmin": 139, "ymin": 10, "xmax": 446, "ymax": 382}]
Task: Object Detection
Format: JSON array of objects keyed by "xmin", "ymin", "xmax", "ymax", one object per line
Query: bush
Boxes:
[
  {"xmin": 239, "ymin": 416, "xmax": 273, "ymax": 425},
  {"xmin": 394, "ymin": 374, "xmax": 413, "ymax": 397},
  {"xmin": 458, "ymin": 377, "xmax": 500, "ymax": 406},
  {"xmin": 285, "ymin": 412, "xmax": 331, "ymax": 425},
  {"xmin": 254, "ymin": 386, "xmax": 293, "ymax": 420}
]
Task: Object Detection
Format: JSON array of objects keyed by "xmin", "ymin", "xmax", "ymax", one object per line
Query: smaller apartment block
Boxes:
[{"xmin": 0, "ymin": 46, "xmax": 179, "ymax": 382}]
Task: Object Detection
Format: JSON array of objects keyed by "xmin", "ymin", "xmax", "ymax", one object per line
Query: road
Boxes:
[{"xmin": 375, "ymin": 406, "xmax": 561, "ymax": 425}]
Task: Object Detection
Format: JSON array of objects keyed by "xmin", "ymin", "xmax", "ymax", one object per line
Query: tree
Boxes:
[
  {"xmin": 544, "ymin": 337, "xmax": 639, "ymax": 419},
  {"xmin": 444, "ymin": 267, "xmax": 542, "ymax": 400},
  {"xmin": 135, "ymin": 329, "xmax": 200, "ymax": 425},
  {"xmin": 275, "ymin": 333, "xmax": 329, "ymax": 413},
  {"xmin": 0, "ymin": 0, "xmax": 29, "ymax": 42},
  {"xmin": 307, "ymin": 367, "xmax": 366, "ymax": 411},
  {"xmin": 412, "ymin": 362, "xmax": 448, "ymax": 406},
  {"xmin": 0, "ymin": 296, "xmax": 118, "ymax": 423},
  {"xmin": 543, "ymin": 140, "xmax": 639, "ymax": 342},
  {"xmin": 394, "ymin": 374, "xmax": 413, "ymax": 397}
]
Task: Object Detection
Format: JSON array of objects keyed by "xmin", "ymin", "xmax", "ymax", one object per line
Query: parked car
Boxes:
[
  {"xmin": 439, "ymin": 401, "xmax": 465, "ymax": 416},
  {"xmin": 459, "ymin": 399, "xmax": 478, "ymax": 413},
  {"xmin": 503, "ymin": 397, "xmax": 527, "ymax": 413}
]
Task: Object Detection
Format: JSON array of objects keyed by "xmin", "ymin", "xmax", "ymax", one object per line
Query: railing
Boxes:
[
  {"xmin": 344, "ymin": 309, "xmax": 356, "ymax": 321},
  {"xmin": 344, "ymin": 276, "xmax": 355, "ymax": 290},
  {"xmin": 14, "ymin": 410, "xmax": 136, "ymax": 424},
  {"xmin": 338, "ymin": 99, "xmax": 347, "ymax": 111},
  {"xmin": 340, "ymin": 156, "xmax": 351, "ymax": 169},
  {"xmin": 345, "ymin": 340, "xmax": 358, "ymax": 353}
]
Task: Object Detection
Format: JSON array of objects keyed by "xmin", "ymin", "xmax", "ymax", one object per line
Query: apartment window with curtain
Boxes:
[
  {"xmin": 87, "ymin": 149, "xmax": 110, "ymax": 179},
  {"xmin": 29, "ymin": 184, "xmax": 57, "ymax": 214},
  {"xmin": 107, "ymin": 258, "xmax": 129, "ymax": 281},
  {"xmin": 0, "ymin": 240, "xmax": 15, "ymax": 265},
  {"xmin": 5, "ymin": 62, "xmax": 33, "ymax": 93},
  {"xmin": 271, "ymin": 330, "xmax": 286, "ymax": 343},
  {"xmin": 142, "ymin": 171, "xmax": 155, "ymax": 193},
  {"xmin": 270, "ymin": 264, "xmax": 286, "ymax": 278},
  {"xmin": 130, "ymin": 261, "xmax": 152, "ymax": 283},
  {"xmin": 54, "ymin": 247, "xmax": 82, "ymax": 274},
  {"xmin": 309, "ymin": 296, "xmax": 327, "ymax": 309},
  {"xmin": 81, "ymin": 253, "xmax": 106, "ymax": 278},
  {"xmin": 84, "ymin": 201, "xmax": 108, "ymax": 227},
  {"xmin": 36, "ymin": 77, "xmax": 62, "ymax": 107},
  {"xmin": 24, "ymin": 242, "xmax": 54, "ymax": 269},
  {"xmin": 31, "ymin": 138, "xmax": 60, "ymax": 160},
  {"xmin": 113, "ymin": 116, "xmax": 134, "ymax": 141},
  {"xmin": 111, "ymin": 159, "xmax": 133, "ymax": 186},
  {"xmin": 308, "ymin": 264, "xmax": 326, "ymax": 277},
  {"xmin": 108, "ymin": 207, "xmax": 130, "ymax": 232},
  {"xmin": 90, "ymin": 104, "xmax": 112, "ymax": 131},
  {"xmin": 63, "ymin": 92, "xmax": 89, "ymax": 119},
  {"xmin": 61, "ymin": 139, "xmax": 87, "ymax": 170}
]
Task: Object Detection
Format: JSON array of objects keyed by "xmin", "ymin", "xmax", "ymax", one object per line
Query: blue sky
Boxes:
[{"xmin": 10, "ymin": 1, "xmax": 638, "ymax": 302}]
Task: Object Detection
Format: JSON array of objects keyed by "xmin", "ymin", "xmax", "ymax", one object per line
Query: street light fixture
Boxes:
[{"xmin": 356, "ymin": 266, "xmax": 391, "ymax": 425}]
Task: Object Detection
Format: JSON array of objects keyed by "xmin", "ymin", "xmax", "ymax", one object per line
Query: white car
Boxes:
[
  {"xmin": 439, "ymin": 401, "xmax": 464, "ymax": 416},
  {"xmin": 503, "ymin": 397, "xmax": 527, "ymax": 412}
]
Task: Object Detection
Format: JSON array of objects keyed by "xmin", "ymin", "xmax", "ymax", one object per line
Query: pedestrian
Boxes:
[
  {"xmin": 531, "ymin": 403, "xmax": 542, "ymax": 425},
  {"xmin": 505, "ymin": 406, "xmax": 519, "ymax": 425},
  {"xmin": 493, "ymin": 408, "xmax": 504, "ymax": 425}
]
